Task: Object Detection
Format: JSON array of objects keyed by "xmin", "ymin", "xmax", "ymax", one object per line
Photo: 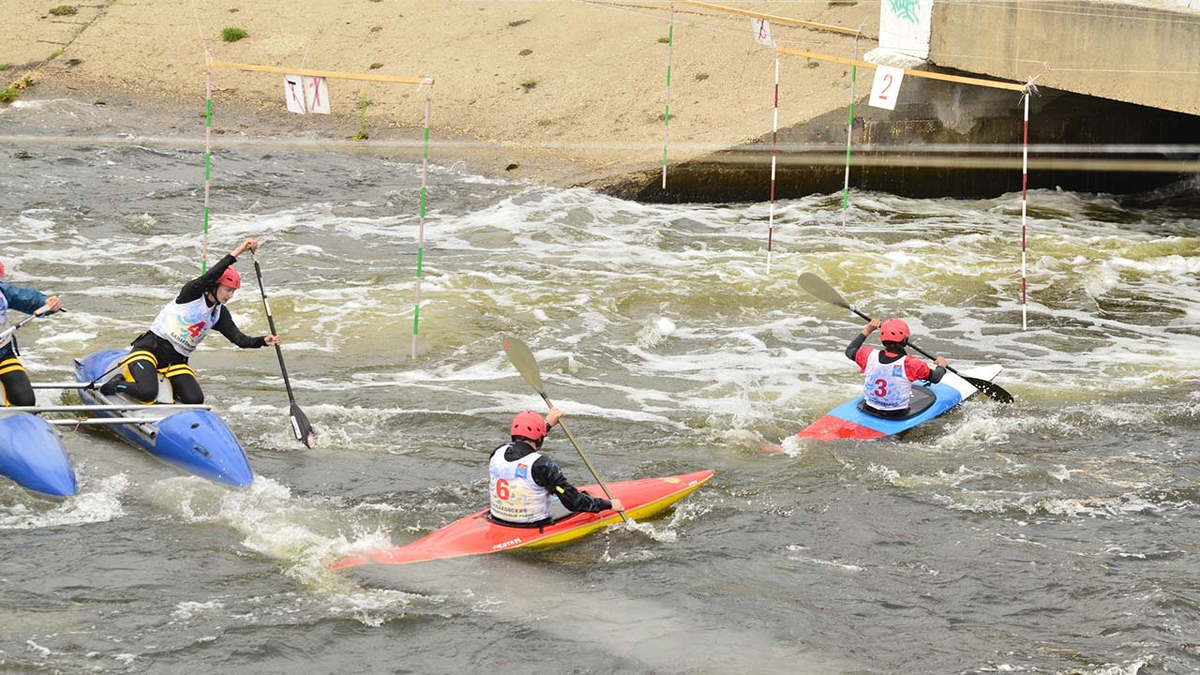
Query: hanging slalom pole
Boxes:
[
  {"xmin": 412, "ymin": 80, "xmax": 433, "ymax": 359},
  {"xmin": 1020, "ymin": 85, "xmax": 1030, "ymax": 331},
  {"xmin": 841, "ymin": 34, "xmax": 860, "ymax": 226},
  {"xmin": 660, "ymin": 2, "xmax": 675, "ymax": 191},
  {"xmin": 202, "ymin": 67, "xmax": 213, "ymax": 273},
  {"xmin": 766, "ymin": 54, "xmax": 779, "ymax": 275}
]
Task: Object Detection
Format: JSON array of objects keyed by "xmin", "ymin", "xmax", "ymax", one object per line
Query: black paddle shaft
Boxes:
[
  {"xmin": 848, "ymin": 305, "xmax": 963, "ymax": 377},
  {"xmin": 847, "ymin": 305, "xmax": 1014, "ymax": 403},
  {"xmin": 797, "ymin": 272, "xmax": 1014, "ymax": 404},
  {"xmin": 251, "ymin": 257, "xmax": 296, "ymax": 401},
  {"xmin": 251, "ymin": 252, "xmax": 316, "ymax": 447}
]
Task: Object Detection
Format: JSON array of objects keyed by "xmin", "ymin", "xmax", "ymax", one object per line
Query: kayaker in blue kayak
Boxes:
[
  {"xmin": 0, "ymin": 260, "xmax": 63, "ymax": 406},
  {"xmin": 489, "ymin": 408, "xmax": 624, "ymax": 526},
  {"xmin": 99, "ymin": 238, "xmax": 280, "ymax": 404},
  {"xmin": 845, "ymin": 318, "xmax": 948, "ymax": 418}
]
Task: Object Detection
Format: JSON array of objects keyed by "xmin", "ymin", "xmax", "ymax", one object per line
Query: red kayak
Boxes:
[{"xmin": 331, "ymin": 469, "xmax": 714, "ymax": 569}]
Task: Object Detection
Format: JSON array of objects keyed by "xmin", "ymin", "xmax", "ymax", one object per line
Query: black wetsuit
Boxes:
[
  {"xmin": 489, "ymin": 439, "xmax": 612, "ymax": 525},
  {"xmin": 106, "ymin": 254, "xmax": 265, "ymax": 404},
  {"xmin": 0, "ymin": 282, "xmax": 54, "ymax": 407},
  {"xmin": 844, "ymin": 332, "xmax": 947, "ymax": 418}
]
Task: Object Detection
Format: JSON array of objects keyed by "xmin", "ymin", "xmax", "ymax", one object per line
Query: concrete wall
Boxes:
[{"xmin": 930, "ymin": 1, "xmax": 1200, "ymax": 116}]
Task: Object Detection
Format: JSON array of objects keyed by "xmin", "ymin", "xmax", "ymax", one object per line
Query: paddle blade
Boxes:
[
  {"xmin": 289, "ymin": 402, "xmax": 317, "ymax": 448},
  {"xmin": 961, "ymin": 375, "xmax": 1015, "ymax": 404},
  {"xmin": 798, "ymin": 272, "xmax": 852, "ymax": 310},
  {"xmin": 501, "ymin": 335, "xmax": 545, "ymax": 394}
]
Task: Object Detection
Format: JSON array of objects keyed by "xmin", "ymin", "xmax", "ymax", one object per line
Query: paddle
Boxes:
[
  {"xmin": 0, "ymin": 303, "xmax": 55, "ymax": 343},
  {"xmin": 798, "ymin": 272, "xmax": 1015, "ymax": 404},
  {"xmin": 251, "ymin": 249, "xmax": 316, "ymax": 449},
  {"xmin": 501, "ymin": 335, "xmax": 629, "ymax": 523}
]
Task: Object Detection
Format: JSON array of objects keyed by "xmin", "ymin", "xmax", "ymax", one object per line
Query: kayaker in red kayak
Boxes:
[
  {"xmin": 489, "ymin": 408, "xmax": 625, "ymax": 526},
  {"xmin": 99, "ymin": 238, "xmax": 280, "ymax": 404},
  {"xmin": 0, "ymin": 260, "xmax": 64, "ymax": 406},
  {"xmin": 845, "ymin": 318, "xmax": 948, "ymax": 418}
]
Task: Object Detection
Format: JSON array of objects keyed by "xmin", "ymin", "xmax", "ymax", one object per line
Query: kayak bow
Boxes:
[{"xmin": 0, "ymin": 412, "xmax": 76, "ymax": 498}]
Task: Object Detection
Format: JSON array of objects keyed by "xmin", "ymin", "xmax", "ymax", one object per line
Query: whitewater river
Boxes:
[{"xmin": 2, "ymin": 99, "xmax": 1198, "ymax": 674}]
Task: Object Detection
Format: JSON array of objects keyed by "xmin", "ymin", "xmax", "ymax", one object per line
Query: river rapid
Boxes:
[{"xmin": 2, "ymin": 98, "xmax": 1199, "ymax": 674}]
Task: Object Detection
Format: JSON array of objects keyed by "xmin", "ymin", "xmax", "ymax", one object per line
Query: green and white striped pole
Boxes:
[
  {"xmin": 660, "ymin": 2, "xmax": 675, "ymax": 190},
  {"xmin": 203, "ymin": 69, "xmax": 212, "ymax": 272},
  {"xmin": 840, "ymin": 35, "xmax": 859, "ymax": 226},
  {"xmin": 411, "ymin": 81, "xmax": 433, "ymax": 359}
]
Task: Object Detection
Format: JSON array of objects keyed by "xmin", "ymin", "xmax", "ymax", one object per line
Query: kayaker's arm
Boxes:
[
  {"xmin": 0, "ymin": 282, "xmax": 49, "ymax": 315},
  {"xmin": 212, "ymin": 307, "xmax": 267, "ymax": 349},
  {"xmin": 532, "ymin": 457, "xmax": 612, "ymax": 513},
  {"xmin": 844, "ymin": 332, "xmax": 868, "ymax": 361},
  {"xmin": 904, "ymin": 356, "xmax": 948, "ymax": 383}
]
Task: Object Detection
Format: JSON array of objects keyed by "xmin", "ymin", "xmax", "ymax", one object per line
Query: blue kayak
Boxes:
[
  {"xmin": 74, "ymin": 349, "xmax": 253, "ymax": 487},
  {"xmin": 799, "ymin": 365, "xmax": 1003, "ymax": 440},
  {"xmin": 0, "ymin": 412, "xmax": 76, "ymax": 497}
]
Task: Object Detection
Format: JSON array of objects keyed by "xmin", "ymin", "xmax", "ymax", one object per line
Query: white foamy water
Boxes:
[{"xmin": 2, "ymin": 98, "xmax": 1198, "ymax": 674}]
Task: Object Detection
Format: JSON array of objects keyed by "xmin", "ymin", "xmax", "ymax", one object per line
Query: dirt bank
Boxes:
[{"xmin": 6, "ymin": 0, "xmax": 876, "ymax": 186}]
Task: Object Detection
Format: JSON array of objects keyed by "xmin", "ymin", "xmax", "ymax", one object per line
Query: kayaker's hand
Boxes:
[
  {"xmin": 232, "ymin": 238, "xmax": 259, "ymax": 257},
  {"xmin": 546, "ymin": 407, "xmax": 563, "ymax": 428},
  {"xmin": 935, "ymin": 355, "xmax": 948, "ymax": 368},
  {"xmin": 863, "ymin": 318, "xmax": 881, "ymax": 336},
  {"xmin": 264, "ymin": 334, "xmax": 282, "ymax": 346},
  {"xmin": 609, "ymin": 498, "xmax": 625, "ymax": 513},
  {"xmin": 42, "ymin": 296, "xmax": 63, "ymax": 314}
]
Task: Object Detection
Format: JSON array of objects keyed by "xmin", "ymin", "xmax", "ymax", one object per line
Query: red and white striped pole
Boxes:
[
  {"xmin": 1020, "ymin": 87, "xmax": 1030, "ymax": 330},
  {"xmin": 766, "ymin": 54, "xmax": 779, "ymax": 274}
]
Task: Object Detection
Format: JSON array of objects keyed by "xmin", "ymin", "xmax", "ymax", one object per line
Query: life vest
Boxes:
[
  {"xmin": 488, "ymin": 444, "xmax": 551, "ymax": 523},
  {"xmin": 0, "ymin": 291, "xmax": 10, "ymax": 351},
  {"xmin": 862, "ymin": 349, "xmax": 913, "ymax": 411},
  {"xmin": 149, "ymin": 295, "xmax": 222, "ymax": 357}
]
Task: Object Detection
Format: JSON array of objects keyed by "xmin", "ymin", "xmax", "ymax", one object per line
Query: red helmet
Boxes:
[
  {"xmin": 0, "ymin": 260, "xmax": 5, "ymax": 277},
  {"xmin": 510, "ymin": 411, "xmax": 548, "ymax": 441},
  {"xmin": 218, "ymin": 266, "xmax": 241, "ymax": 290},
  {"xmin": 880, "ymin": 319, "xmax": 910, "ymax": 343}
]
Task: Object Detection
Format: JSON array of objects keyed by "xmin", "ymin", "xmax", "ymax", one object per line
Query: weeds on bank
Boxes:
[
  {"xmin": 519, "ymin": 77, "xmax": 538, "ymax": 91},
  {"xmin": 0, "ymin": 75, "xmax": 35, "ymax": 105},
  {"xmin": 0, "ymin": 64, "xmax": 10, "ymax": 72},
  {"xmin": 222, "ymin": 26, "xmax": 248, "ymax": 42},
  {"xmin": 369, "ymin": 62, "xmax": 383, "ymax": 70},
  {"xmin": 49, "ymin": 5, "xmax": 77, "ymax": 16},
  {"xmin": 353, "ymin": 90, "xmax": 371, "ymax": 140}
]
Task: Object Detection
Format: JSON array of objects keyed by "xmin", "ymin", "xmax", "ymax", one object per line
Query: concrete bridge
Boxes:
[
  {"xmin": 605, "ymin": 0, "xmax": 1200, "ymax": 202},
  {"xmin": 931, "ymin": 0, "xmax": 1200, "ymax": 117}
]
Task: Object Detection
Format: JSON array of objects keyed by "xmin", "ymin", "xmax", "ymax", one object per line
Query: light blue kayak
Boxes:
[
  {"xmin": 799, "ymin": 365, "xmax": 1003, "ymax": 440},
  {"xmin": 0, "ymin": 411, "xmax": 76, "ymax": 497},
  {"xmin": 74, "ymin": 349, "xmax": 253, "ymax": 487}
]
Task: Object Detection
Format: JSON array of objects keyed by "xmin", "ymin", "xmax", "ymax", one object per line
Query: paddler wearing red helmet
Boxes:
[
  {"xmin": 0, "ymin": 259, "xmax": 64, "ymax": 406},
  {"xmin": 99, "ymin": 238, "xmax": 280, "ymax": 404},
  {"xmin": 845, "ymin": 317, "xmax": 948, "ymax": 418},
  {"xmin": 488, "ymin": 408, "xmax": 624, "ymax": 526}
]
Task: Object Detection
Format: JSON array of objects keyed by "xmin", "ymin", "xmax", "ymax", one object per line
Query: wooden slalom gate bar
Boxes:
[
  {"xmin": 208, "ymin": 61, "xmax": 432, "ymax": 86},
  {"xmin": 776, "ymin": 47, "xmax": 1027, "ymax": 92}
]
